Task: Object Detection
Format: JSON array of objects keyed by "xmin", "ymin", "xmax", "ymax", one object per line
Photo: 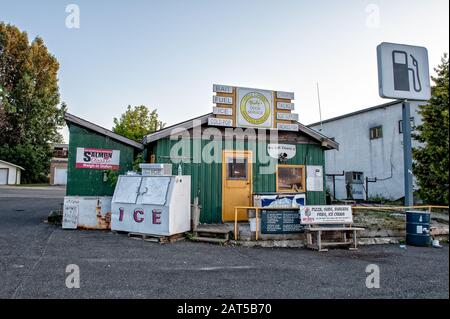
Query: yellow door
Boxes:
[{"xmin": 222, "ymin": 150, "xmax": 252, "ymax": 222}]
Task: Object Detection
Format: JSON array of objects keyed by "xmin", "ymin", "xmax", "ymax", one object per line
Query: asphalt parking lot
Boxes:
[{"xmin": 0, "ymin": 186, "xmax": 448, "ymax": 299}]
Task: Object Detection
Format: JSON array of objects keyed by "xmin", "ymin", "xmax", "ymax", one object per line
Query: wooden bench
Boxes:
[{"xmin": 300, "ymin": 206, "xmax": 364, "ymax": 252}]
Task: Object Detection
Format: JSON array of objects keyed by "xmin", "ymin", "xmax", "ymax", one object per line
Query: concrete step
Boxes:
[
  {"xmin": 195, "ymin": 224, "xmax": 230, "ymax": 234},
  {"xmin": 191, "ymin": 236, "xmax": 228, "ymax": 244}
]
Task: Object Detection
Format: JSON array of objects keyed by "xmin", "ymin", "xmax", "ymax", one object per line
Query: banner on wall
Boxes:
[
  {"xmin": 299, "ymin": 206, "xmax": 353, "ymax": 225},
  {"xmin": 267, "ymin": 144, "xmax": 296, "ymax": 160},
  {"xmin": 75, "ymin": 147, "xmax": 120, "ymax": 170}
]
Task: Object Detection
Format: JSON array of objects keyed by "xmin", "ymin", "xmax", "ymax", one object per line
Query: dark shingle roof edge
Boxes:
[
  {"xmin": 0, "ymin": 159, "xmax": 25, "ymax": 171},
  {"xmin": 64, "ymin": 112, "xmax": 144, "ymax": 150},
  {"xmin": 308, "ymin": 99, "xmax": 403, "ymax": 127},
  {"xmin": 143, "ymin": 113, "xmax": 339, "ymax": 150}
]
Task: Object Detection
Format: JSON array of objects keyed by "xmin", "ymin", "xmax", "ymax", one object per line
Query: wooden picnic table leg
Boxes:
[
  {"xmin": 306, "ymin": 231, "xmax": 312, "ymax": 247},
  {"xmin": 234, "ymin": 208, "xmax": 238, "ymax": 241},
  {"xmin": 349, "ymin": 229, "xmax": 358, "ymax": 250},
  {"xmin": 255, "ymin": 208, "xmax": 259, "ymax": 241},
  {"xmin": 317, "ymin": 230, "xmax": 322, "ymax": 251}
]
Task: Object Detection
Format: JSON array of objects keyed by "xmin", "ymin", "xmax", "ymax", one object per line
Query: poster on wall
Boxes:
[
  {"xmin": 306, "ymin": 165, "xmax": 324, "ymax": 192},
  {"xmin": 75, "ymin": 148, "xmax": 120, "ymax": 170},
  {"xmin": 237, "ymin": 87, "xmax": 274, "ymax": 128}
]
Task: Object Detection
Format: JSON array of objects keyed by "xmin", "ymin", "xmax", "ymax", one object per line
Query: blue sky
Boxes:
[{"xmin": 1, "ymin": 0, "xmax": 449, "ymax": 142}]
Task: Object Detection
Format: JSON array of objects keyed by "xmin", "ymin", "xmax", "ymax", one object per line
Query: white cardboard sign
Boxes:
[
  {"xmin": 267, "ymin": 144, "xmax": 296, "ymax": 160},
  {"xmin": 62, "ymin": 198, "xmax": 79, "ymax": 229}
]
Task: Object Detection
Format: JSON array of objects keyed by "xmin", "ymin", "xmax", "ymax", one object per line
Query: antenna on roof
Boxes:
[{"xmin": 316, "ymin": 82, "xmax": 323, "ymax": 132}]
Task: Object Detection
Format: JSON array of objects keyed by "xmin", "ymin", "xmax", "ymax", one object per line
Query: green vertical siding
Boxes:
[
  {"xmin": 66, "ymin": 124, "xmax": 136, "ymax": 196},
  {"xmin": 151, "ymin": 137, "xmax": 327, "ymax": 224}
]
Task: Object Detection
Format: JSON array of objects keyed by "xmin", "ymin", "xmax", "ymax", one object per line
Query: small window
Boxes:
[
  {"xmin": 370, "ymin": 126, "xmax": 383, "ymax": 139},
  {"xmin": 399, "ymin": 117, "xmax": 415, "ymax": 133},
  {"xmin": 227, "ymin": 157, "xmax": 248, "ymax": 180},
  {"xmin": 276, "ymin": 165, "xmax": 305, "ymax": 193},
  {"xmin": 352, "ymin": 172, "xmax": 363, "ymax": 182}
]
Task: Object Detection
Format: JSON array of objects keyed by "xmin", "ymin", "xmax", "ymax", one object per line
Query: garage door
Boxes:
[
  {"xmin": 0, "ymin": 168, "xmax": 8, "ymax": 185},
  {"xmin": 54, "ymin": 167, "xmax": 67, "ymax": 185}
]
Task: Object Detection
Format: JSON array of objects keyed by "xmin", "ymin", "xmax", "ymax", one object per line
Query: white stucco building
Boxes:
[
  {"xmin": 309, "ymin": 100, "xmax": 425, "ymax": 201},
  {"xmin": 0, "ymin": 160, "xmax": 24, "ymax": 185}
]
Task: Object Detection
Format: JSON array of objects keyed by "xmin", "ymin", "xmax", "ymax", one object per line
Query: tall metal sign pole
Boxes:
[
  {"xmin": 402, "ymin": 101, "xmax": 414, "ymax": 206},
  {"xmin": 377, "ymin": 42, "xmax": 431, "ymax": 206}
]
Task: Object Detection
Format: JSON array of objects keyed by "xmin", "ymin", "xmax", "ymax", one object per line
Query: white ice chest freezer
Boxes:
[{"xmin": 111, "ymin": 175, "xmax": 191, "ymax": 236}]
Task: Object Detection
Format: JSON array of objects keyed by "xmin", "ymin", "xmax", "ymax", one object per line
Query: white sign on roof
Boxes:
[
  {"xmin": 208, "ymin": 117, "xmax": 233, "ymax": 127},
  {"xmin": 277, "ymin": 102, "xmax": 295, "ymax": 110},
  {"xmin": 277, "ymin": 112, "xmax": 299, "ymax": 121},
  {"xmin": 213, "ymin": 84, "xmax": 233, "ymax": 94},
  {"xmin": 276, "ymin": 91, "xmax": 295, "ymax": 100},
  {"xmin": 213, "ymin": 107, "xmax": 233, "ymax": 116},
  {"xmin": 277, "ymin": 123, "xmax": 299, "ymax": 132},
  {"xmin": 213, "ymin": 95, "xmax": 233, "ymax": 105},
  {"xmin": 377, "ymin": 42, "xmax": 431, "ymax": 101}
]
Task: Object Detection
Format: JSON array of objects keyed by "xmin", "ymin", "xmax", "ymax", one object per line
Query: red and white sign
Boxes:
[{"xmin": 75, "ymin": 147, "xmax": 120, "ymax": 170}]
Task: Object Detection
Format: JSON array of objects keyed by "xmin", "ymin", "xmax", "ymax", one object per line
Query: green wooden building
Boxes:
[
  {"xmin": 65, "ymin": 113, "xmax": 144, "ymax": 197},
  {"xmin": 143, "ymin": 113, "xmax": 338, "ymax": 224}
]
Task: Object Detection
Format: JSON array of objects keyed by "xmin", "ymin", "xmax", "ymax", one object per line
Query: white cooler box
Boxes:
[{"xmin": 111, "ymin": 175, "xmax": 191, "ymax": 236}]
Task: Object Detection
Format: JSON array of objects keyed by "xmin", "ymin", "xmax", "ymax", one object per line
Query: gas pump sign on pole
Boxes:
[{"xmin": 377, "ymin": 42, "xmax": 431, "ymax": 206}]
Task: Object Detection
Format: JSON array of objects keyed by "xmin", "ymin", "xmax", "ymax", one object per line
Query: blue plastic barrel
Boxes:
[{"xmin": 406, "ymin": 211, "xmax": 431, "ymax": 247}]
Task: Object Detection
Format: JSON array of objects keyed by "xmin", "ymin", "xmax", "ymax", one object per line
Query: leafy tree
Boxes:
[
  {"xmin": 413, "ymin": 54, "xmax": 449, "ymax": 205},
  {"xmin": 113, "ymin": 105, "xmax": 164, "ymax": 142},
  {"xmin": 106, "ymin": 154, "xmax": 145, "ymax": 188},
  {"xmin": 0, "ymin": 22, "xmax": 66, "ymax": 183}
]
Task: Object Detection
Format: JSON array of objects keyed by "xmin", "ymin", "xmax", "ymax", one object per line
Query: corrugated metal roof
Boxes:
[{"xmin": 64, "ymin": 112, "xmax": 144, "ymax": 150}]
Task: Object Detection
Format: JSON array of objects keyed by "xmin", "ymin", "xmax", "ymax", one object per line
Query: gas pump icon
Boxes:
[{"xmin": 392, "ymin": 51, "xmax": 422, "ymax": 93}]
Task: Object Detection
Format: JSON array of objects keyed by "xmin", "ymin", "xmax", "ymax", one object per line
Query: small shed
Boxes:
[
  {"xmin": 64, "ymin": 113, "xmax": 144, "ymax": 196},
  {"xmin": 0, "ymin": 160, "xmax": 24, "ymax": 185}
]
